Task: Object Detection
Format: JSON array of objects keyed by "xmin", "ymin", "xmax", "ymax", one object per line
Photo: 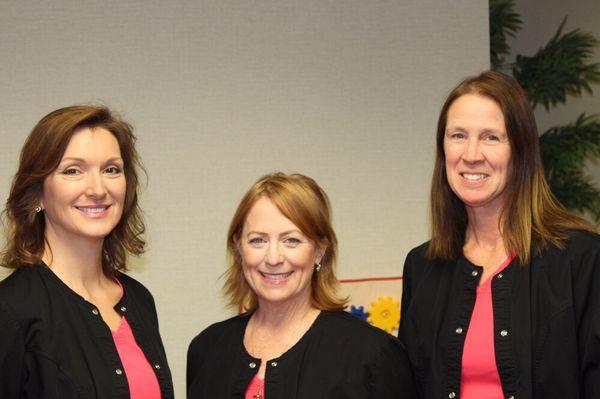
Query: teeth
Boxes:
[
  {"xmin": 78, "ymin": 207, "xmax": 107, "ymax": 214},
  {"xmin": 261, "ymin": 271, "xmax": 293, "ymax": 280},
  {"xmin": 462, "ymin": 173, "xmax": 487, "ymax": 181}
]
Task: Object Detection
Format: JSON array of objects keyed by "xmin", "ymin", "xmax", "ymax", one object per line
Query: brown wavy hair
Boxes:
[
  {"xmin": 1, "ymin": 105, "xmax": 146, "ymax": 275},
  {"xmin": 427, "ymin": 70, "xmax": 594, "ymax": 264},
  {"xmin": 224, "ymin": 172, "xmax": 347, "ymax": 312}
]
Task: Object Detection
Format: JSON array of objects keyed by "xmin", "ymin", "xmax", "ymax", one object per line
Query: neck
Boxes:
[
  {"xmin": 465, "ymin": 205, "xmax": 505, "ymax": 252},
  {"xmin": 42, "ymin": 225, "xmax": 108, "ymax": 292},
  {"xmin": 253, "ymin": 293, "xmax": 315, "ymax": 330}
]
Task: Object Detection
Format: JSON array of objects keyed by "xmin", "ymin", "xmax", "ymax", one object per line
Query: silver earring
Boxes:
[
  {"xmin": 35, "ymin": 206, "xmax": 42, "ymax": 213},
  {"xmin": 315, "ymin": 263, "xmax": 322, "ymax": 272}
]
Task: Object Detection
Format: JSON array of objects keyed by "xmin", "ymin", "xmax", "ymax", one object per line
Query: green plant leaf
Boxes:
[
  {"xmin": 489, "ymin": 0, "xmax": 522, "ymax": 69},
  {"xmin": 540, "ymin": 113, "xmax": 600, "ymax": 174},
  {"xmin": 513, "ymin": 17, "xmax": 600, "ymax": 110}
]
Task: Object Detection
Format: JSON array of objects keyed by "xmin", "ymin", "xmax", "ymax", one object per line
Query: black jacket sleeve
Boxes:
[
  {"xmin": 367, "ymin": 335, "xmax": 417, "ymax": 399},
  {"xmin": 0, "ymin": 301, "xmax": 25, "ymax": 399},
  {"xmin": 571, "ymin": 232, "xmax": 600, "ymax": 397}
]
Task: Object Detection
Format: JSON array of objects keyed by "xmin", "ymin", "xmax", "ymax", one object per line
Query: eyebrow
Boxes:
[
  {"xmin": 445, "ymin": 126, "xmax": 506, "ymax": 135},
  {"xmin": 60, "ymin": 157, "xmax": 124, "ymax": 164},
  {"xmin": 245, "ymin": 229, "xmax": 303, "ymax": 237}
]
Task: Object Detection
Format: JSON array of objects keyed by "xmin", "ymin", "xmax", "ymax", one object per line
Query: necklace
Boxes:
[
  {"xmin": 247, "ymin": 308, "xmax": 317, "ymax": 360},
  {"xmin": 252, "ymin": 386, "xmax": 263, "ymax": 399}
]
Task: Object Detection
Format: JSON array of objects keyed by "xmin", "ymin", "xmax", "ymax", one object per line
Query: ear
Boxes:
[{"xmin": 315, "ymin": 244, "xmax": 326, "ymax": 265}]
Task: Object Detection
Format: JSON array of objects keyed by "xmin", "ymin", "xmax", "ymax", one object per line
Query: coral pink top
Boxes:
[
  {"xmin": 460, "ymin": 255, "xmax": 514, "ymax": 399},
  {"xmin": 112, "ymin": 281, "xmax": 161, "ymax": 399},
  {"xmin": 246, "ymin": 374, "xmax": 265, "ymax": 399}
]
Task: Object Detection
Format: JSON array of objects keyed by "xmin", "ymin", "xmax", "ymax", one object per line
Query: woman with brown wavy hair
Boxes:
[
  {"xmin": 399, "ymin": 70, "xmax": 599, "ymax": 399},
  {"xmin": 187, "ymin": 172, "xmax": 415, "ymax": 398},
  {"xmin": 0, "ymin": 106, "xmax": 173, "ymax": 398}
]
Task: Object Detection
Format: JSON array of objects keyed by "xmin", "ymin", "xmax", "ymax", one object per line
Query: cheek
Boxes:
[
  {"xmin": 111, "ymin": 179, "xmax": 127, "ymax": 203},
  {"xmin": 289, "ymin": 249, "xmax": 317, "ymax": 270},
  {"xmin": 240, "ymin": 247, "xmax": 264, "ymax": 269}
]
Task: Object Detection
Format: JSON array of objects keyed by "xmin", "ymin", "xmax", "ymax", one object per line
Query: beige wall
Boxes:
[
  {"xmin": 507, "ymin": 0, "xmax": 600, "ymax": 221},
  {"xmin": 0, "ymin": 1, "xmax": 489, "ymax": 395}
]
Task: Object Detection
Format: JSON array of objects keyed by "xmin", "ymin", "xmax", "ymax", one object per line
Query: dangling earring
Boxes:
[
  {"xmin": 315, "ymin": 263, "xmax": 322, "ymax": 272},
  {"xmin": 35, "ymin": 206, "xmax": 42, "ymax": 213}
]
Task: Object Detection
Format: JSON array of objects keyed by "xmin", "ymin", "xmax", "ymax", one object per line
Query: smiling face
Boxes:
[
  {"xmin": 444, "ymin": 94, "xmax": 512, "ymax": 215},
  {"xmin": 41, "ymin": 127, "xmax": 126, "ymax": 245},
  {"xmin": 238, "ymin": 197, "xmax": 324, "ymax": 308}
]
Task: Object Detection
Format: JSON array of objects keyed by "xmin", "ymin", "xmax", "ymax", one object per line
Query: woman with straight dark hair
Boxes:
[
  {"xmin": 187, "ymin": 172, "xmax": 416, "ymax": 398},
  {"xmin": 399, "ymin": 70, "xmax": 599, "ymax": 398},
  {"xmin": 0, "ymin": 106, "xmax": 173, "ymax": 398}
]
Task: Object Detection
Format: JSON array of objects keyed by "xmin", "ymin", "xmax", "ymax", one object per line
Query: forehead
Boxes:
[
  {"xmin": 446, "ymin": 94, "xmax": 505, "ymax": 129},
  {"xmin": 243, "ymin": 197, "xmax": 299, "ymax": 232},
  {"xmin": 62, "ymin": 127, "xmax": 121, "ymax": 159}
]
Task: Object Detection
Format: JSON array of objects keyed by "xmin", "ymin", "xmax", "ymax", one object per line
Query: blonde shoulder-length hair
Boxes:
[{"xmin": 223, "ymin": 172, "xmax": 347, "ymax": 312}]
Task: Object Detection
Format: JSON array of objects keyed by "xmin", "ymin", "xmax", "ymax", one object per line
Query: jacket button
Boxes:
[
  {"xmin": 92, "ymin": 309, "xmax": 99, "ymax": 316},
  {"xmin": 507, "ymin": 396, "xmax": 515, "ymax": 399},
  {"xmin": 455, "ymin": 327, "xmax": 463, "ymax": 334},
  {"xmin": 120, "ymin": 306, "xmax": 127, "ymax": 312},
  {"xmin": 271, "ymin": 361, "xmax": 278, "ymax": 367},
  {"xmin": 154, "ymin": 364, "xmax": 161, "ymax": 370},
  {"xmin": 449, "ymin": 392, "xmax": 456, "ymax": 398},
  {"xmin": 249, "ymin": 362, "xmax": 257, "ymax": 369},
  {"xmin": 115, "ymin": 368, "xmax": 123, "ymax": 375},
  {"xmin": 500, "ymin": 329, "xmax": 509, "ymax": 337},
  {"xmin": 497, "ymin": 273, "xmax": 503, "ymax": 279},
  {"xmin": 471, "ymin": 270, "xmax": 478, "ymax": 277}
]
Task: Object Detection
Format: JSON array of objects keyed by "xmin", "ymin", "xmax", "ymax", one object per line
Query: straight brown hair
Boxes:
[
  {"xmin": 223, "ymin": 172, "xmax": 347, "ymax": 312},
  {"xmin": 1, "ymin": 105, "xmax": 146, "ymax": 275},
  {"xmin": 428, "ymin": 70, "xmax": 594, "ymax": 264}
]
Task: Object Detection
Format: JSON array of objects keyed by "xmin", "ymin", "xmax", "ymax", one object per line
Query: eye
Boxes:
[
  {"xmin": 62, "ymin": 168, "xmax": 81, "ymax": 176},
  {"xmin": 283, "ymin": 237, "xmax": 302, "ymax": 247},
  {"xmin": 484, "ymin": 134, "xmax": 500, "ymax": 141},
  {"xmin": 104, "ymin": 165, "xmax": 123, "ymax": 174},
  {"xmin": 447, "ymin": 131, "xmax": 466, "ymax": 140},
  {"xmin": 248, "ymin": 237, "xmax": 267, "ymax": 246}
]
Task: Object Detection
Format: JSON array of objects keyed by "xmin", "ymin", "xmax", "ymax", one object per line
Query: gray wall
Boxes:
[{"xmin": 0, "ymin": 1, "xmax": 489, "ymax": 395}]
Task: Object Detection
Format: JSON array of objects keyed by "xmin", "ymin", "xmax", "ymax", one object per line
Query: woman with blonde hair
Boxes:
[
  {"xmin": 0, "ymin": 106, "xmax": 173, "ymax": 398},
  {"xmin": 399, "ymin": 70, "xmax": 600, "ymax": 398},
  {"xmin": 187, "ymin": 172, "xmax": 415, "ymax": 398}
]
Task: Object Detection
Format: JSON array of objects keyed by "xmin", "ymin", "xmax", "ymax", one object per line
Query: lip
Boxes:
[
  {"xmin": 259, "ymin": 271, "xmax": 294, "ymax": 285},
  {"xmin": 75, "ymin": 204, "xmax": 112, "ymax": 218}
]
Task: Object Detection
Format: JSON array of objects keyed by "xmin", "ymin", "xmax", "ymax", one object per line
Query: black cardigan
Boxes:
[
  {"xmin": 187, "ymin": 310, "xmax": 416, "ymax": 398},
  {"xmin": 399, "ymin": 230, "xmax": 600, "ymax": 399},
  {"xmin": 0, "ymin": 264, "xmax": 173, "ymax": 399}
]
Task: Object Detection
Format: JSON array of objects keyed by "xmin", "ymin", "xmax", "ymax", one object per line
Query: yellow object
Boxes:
[{"xmin": 367, "ymin": 296, "xmax": 401, "ymax": 334}]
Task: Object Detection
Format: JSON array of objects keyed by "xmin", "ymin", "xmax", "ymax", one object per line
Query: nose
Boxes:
[
  {"xmin": 462, "ymin": 137, "xmax": 484, "ymax": 164},
  {"xmin": 85, "ymin": 171, "xmax": 108, "ymax": 198},
  {"xmin": 265, "ymin": 242, "xmax": 283, "ymax": 266}
]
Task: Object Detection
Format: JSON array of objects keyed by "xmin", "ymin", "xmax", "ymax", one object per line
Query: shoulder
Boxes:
[
  {"xmin": 405, "ymin": 241, "xmax": 430, "ymax": 262},
  {"xmin": 0, "ymin": 265, "xmax": 45, "ymax": 302},
  {"xmin": 317, "ymin": 311, "xmax": 400, "ymax": 348},
  {"xmin": 188, "ymin": 313, "xmax": 248, "ymax": 355},
  {"xmin": 537, "ymin": 229, "xmax": 600, "ymax": 265},
  {"xmin": 564, "ymin": 229, "xmax": 600, "ymax": 253},
  {"xmin": 116, "ymin": 272, "xmax": 155, "ymax": 302}
]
